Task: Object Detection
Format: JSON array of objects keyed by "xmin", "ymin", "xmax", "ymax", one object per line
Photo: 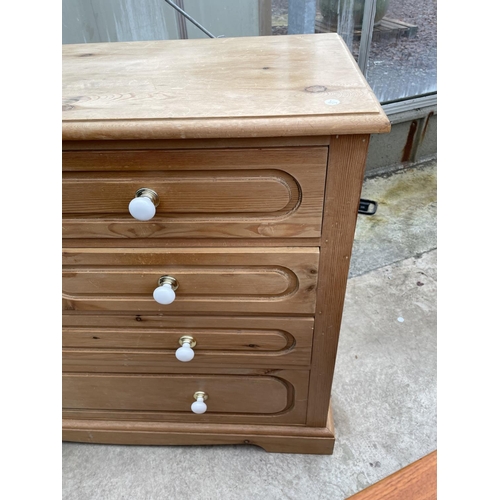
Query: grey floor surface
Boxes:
[{"xmin": 62, "ymin": 160, "xmax": 437, "ymax": 500}]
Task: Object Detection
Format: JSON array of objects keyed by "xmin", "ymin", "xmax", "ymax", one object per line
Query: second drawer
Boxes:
[{"xmin": 63, "ymin": 247, "xmax": 319, "ymax": 314}]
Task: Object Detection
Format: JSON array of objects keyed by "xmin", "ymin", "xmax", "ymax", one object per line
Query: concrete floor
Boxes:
[{"xmin": 62, "ymin": 160, "xmax": 437, "ymax": 500}]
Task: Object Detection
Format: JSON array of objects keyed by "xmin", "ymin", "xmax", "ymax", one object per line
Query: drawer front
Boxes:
[
  {"xmin": 62, "ymin": 248, "xmax": 319, "ymax": 314},
  {"xmin": 62, "ymin": 370, "xmax": 309, "ymax": 425},
  {"xmin": 62, "ymin": 147, "xmax": 327, "ymax": 239},
  {"xmin": 62, "ymin": 315, "xmax": 314, "ymax": 371}
]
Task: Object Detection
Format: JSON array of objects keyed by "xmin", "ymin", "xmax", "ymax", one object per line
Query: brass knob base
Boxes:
[
  {"xmin": 179, "ymin": 335, "xmax": 196, "ymax": 348},
  {"xmin": 135, "ymin": 188, "xmax": 160, "ymax": 207},
  {"xmin": 193, "ymin": 391, "xmax": 208, "ymax": 401},
  {"xmin": 158, "ymin": 275, "xmax": 179, "ymax": 291}
]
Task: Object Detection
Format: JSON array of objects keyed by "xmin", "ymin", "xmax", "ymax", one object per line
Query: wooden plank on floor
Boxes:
[{"xmin": 347, "ymin": 450, "xmax": 437, "ymax": 500}]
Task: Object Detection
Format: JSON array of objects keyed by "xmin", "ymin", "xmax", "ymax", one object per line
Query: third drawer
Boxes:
[{"xmin": 62, "ymin": 315, "xmax": 314, "ymax": 371}]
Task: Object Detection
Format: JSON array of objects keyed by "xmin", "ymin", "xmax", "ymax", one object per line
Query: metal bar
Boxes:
[
  {"xmin": 357, "ymin": 0, "xmax": 377, "ymax": 75},
  {"xmin": 382, "ymin": 94, "xmax": 437, "ymax": 115},
  {"xmin": 288, "ymin": 0, "xmax": 317, "ymax": 34},
  {"xmin": 164, "ymin": 0, "xmax": 216, "ymax": 38},
  {"xmin": 173, "ymin": 0, "xmax": 188, "ymax": 39}
]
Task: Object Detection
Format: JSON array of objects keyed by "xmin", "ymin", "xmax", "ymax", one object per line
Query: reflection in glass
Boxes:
[
  {"xmin": 272, "ymin": 0, "xmax": 436, "ymax": 103},
  {"xmin": 362, "ymin": 0, "xmax": 437, "ymax": 102}
]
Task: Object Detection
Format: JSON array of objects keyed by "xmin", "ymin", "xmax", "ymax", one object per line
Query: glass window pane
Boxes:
[{"xmin": 364, "ymin": 0, "xmax": 437, "ymax": 102}]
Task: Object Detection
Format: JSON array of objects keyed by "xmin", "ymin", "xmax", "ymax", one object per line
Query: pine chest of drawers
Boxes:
[{"xmin": 62, "ymin": 33, "xmax": 390, "ymax": 454}]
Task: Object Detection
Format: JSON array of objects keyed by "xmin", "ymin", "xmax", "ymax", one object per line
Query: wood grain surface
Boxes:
[
  {"xmin": 347, "ymin": 451, "xmax": 437, "ymax": 500},
  {"xmin": 62, "ymin": 315, "xmax": 314, "ymax": 370},
  {"xmin": 62, "ymin": 34, "xmax": 390, "ymax": 140},
  {"xmin": 63, "ymin": 373, "xmax": 288, "ymax": 413},
  {"xmin": 62, "ymin": 136, "xmax": 331, "ymax": 151},
  {"xmin": 307, "ymin": 135, "xmax": 371, "ymax": 426},
  {"xmin": 62, "ymin": 147, "xmax": 327, "ymax": 239},
  {"xmin": 62, "ymin": 247, "xmax": 319, "ymax": 314},
  {"xmin": 62, "ymin": 407, "xmax": 335, "ymax": 454},
  {"xmin": 62, "ymin": 369, "xmax": 310, "ymax": 425}
]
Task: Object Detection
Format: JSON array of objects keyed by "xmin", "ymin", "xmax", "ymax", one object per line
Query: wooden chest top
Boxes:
[{"xmin": 62, "ymin": 33, "xmax": 390, "ymax": 140}]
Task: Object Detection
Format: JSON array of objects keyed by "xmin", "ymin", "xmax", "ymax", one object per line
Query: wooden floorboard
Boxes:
[{"xmin": 347, "ymin": 450, "xmax": 437, "ymax": 500}]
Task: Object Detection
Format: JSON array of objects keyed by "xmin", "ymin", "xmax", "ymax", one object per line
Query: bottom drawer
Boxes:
[{"xmin": 62, "ymin": 370, "xmax": 309, "ymax": 425}]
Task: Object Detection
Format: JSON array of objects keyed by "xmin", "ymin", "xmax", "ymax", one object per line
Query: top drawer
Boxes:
[{"xmin": 62, "ymin": 147, "xmax": 327, "ymax": 240}]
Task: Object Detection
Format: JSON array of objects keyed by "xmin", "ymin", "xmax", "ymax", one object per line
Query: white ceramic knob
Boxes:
[
  {"xmin": 153, "ymin": 276, "xmax": 178, "ymax": 305},
  {"xmin": 128, "ymin": 188, "xmax": 159, "ymax": 221},
  {"xmin": 153, "ymin": 283, "xmax": 176, "ymax": 304},
  {"xmin": 176, "ymin": 342, "xmax": 195, "ymax": 362},
  {"xmin": 191, "ymin": 392, "xmax": 208, "ymax": 414},
  {"xmin": 129, "ymin": 197, "xmax": 155, "ymax": 221}
]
